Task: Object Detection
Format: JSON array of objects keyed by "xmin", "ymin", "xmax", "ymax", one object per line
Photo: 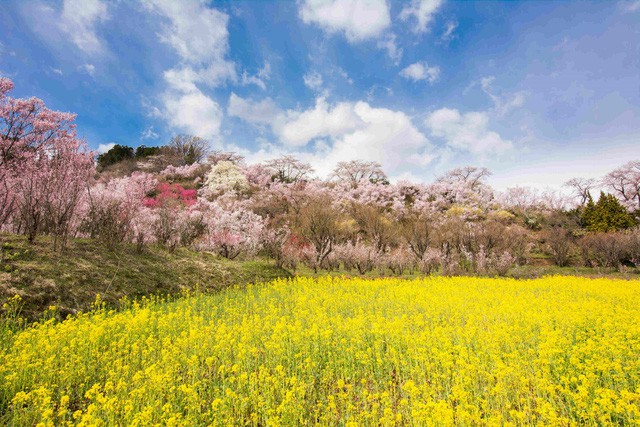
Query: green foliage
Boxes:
[
  {"xmin": 96, "ymin": 145, "xmax": 164, "ymax": 170},
  {"xmin": 96, "ymin": 144, "xmax": 134, "ymax": 169},
  {"xmin": 0, "ymin": 235, "xmax": 291, "ymax": 321},
  {"xmin": 135, "ymin": 145, "xmax": 161, "ymax": 158},
  {"xmin": 581, "ymin": 192, "xmax": 636, "ymax": 232}
]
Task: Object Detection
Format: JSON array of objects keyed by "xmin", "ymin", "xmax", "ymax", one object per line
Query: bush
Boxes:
[
  {"xmin": 542, "ymin": 227, "xmax": 573, "ymax": 267},
  {"xmin": 579, "ymin": 230, "xmax": 640, "ymax": 269}
]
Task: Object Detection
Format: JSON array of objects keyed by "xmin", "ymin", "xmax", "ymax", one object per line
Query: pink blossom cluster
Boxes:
[
  {"xmin": 143, "ymin": 182, "xmax": 197, "ymax": 208},
  {"xmin": 1, "ymin": 77, "xmax": 95, "ymax": 248},
  {"xmin": 159, "ymin": 163, "xmax": 206, "ymax": 182}
]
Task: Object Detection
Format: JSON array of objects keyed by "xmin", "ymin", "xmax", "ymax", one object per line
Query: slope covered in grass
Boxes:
[
  {"xmin": 0, "ymin": 234, "xmax": 291, "ymax": 320},
  {"xmin": 1, "ymin": 276, "xmax": 639, "ymax": 425}
]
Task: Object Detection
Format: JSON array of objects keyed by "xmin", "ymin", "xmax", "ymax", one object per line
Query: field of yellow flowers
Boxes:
[{"xmin": 1, "ymin": 276, "xmax": 640, "ymax": 426}]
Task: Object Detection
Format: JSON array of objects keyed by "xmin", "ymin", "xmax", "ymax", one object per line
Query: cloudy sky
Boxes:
[{"xmin": 1, "ymin": 0, "xmax": 638, "ymax": 189}]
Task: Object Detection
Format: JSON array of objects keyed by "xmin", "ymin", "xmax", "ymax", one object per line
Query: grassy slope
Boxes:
[
  {"xmin": 0, "ymin": 234, "xmax": 291, "ymax": 321},
  {"xmin": 2, "ymin": 233, "xmax": 638, "ymax": 321}
]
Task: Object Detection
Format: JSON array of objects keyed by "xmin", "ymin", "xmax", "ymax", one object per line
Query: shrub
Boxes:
[{"xmin": 542, "ymin": 227, "xmax": 573, "ymax": 266}]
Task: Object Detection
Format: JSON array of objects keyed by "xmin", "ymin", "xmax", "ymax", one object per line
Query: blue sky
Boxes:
[{"xmin": 1, "ymin": 0, "xmax": 638, "ymax": 190}]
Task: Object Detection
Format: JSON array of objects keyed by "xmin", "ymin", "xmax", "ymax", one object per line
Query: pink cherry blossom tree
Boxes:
[{"xmin": 1, "ymin": 77, "xmax": 95, "ymax": 248}]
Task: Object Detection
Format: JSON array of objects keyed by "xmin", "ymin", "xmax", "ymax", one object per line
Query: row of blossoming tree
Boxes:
[{"xmin": 2, "ymin": 78, "xmax": 639, "ymax": 274}]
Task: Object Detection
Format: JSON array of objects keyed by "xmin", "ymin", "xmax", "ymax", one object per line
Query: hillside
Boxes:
[{"xmin": 0, "ymin": 235, "xmax": 291, "ymax": 321}]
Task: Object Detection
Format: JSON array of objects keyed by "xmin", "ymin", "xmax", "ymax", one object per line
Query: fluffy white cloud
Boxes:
[
  {"xmin": 303, "ymin": 71, "xmax": 324, "ymax": 91},
  {"xmin": 143, "ymin": 0, "xmax": 232, "ymax": 66},
  {"xmin": 60, "ymin": 0, "xmax": 109, "ymax": 54},
  {"xmin": 399, "ymin": 0, "xmax": 443, "ymax": 34},
  {"xmin": 97, "ymin": 142, "xmax": 115, "ymax": 154},
  {"xmin": 303, "ymin": 102, "xmax": 433, "ymax": 177},
  {"xmin": 162, "ymin": 91, "xmax": 223, "ymax": 141},
  {"xmin": 400, "ymin": 61, "xmax": 440, "ymax": 83},
  {"xmin": 229, "ymin": 95, "xmax": 434, "ymax": 178},
  {"xmin": 144, "ymin": 0, "xmax": 235, "ymax": 141},
  {"xmin": 425, "ymin": 108, "xmax": 513, "ymax": 155},
  {"xmin": 279, "ymin": 98, "xmax": 364, "ymax": 147},
  {"xmin": 299, "ymin": 0, "xmax": 391, "ymax": 42}
]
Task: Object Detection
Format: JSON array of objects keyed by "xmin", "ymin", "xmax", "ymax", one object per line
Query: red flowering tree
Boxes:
[{"xmin": 143, "ymin": 182, "xmax": 197, "ymax": 208}]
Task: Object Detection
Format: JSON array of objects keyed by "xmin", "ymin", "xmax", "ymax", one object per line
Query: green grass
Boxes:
[
  {"xmin": 0, "ymin": 234, "xmax": 291, "ymax": 321},
  {"xmin": 2, "ymin": 233, "xmax": 638, "ymax": 322}
]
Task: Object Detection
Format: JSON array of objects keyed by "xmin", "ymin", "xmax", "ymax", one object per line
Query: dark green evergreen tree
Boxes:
[
  {"xmin": 582, "ymin": 191, "xmax": 636, "ymax": 232},
  {"xmin": 96, "ymin": 144, "xmax": 134, "ymax": 169},
  {"xmin": 135, "ymin": 145, "xmax": 162, "ymax": 158}
]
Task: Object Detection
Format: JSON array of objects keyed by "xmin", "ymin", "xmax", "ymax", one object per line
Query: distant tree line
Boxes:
[
  {"xmin": 2, "ymin": 77, "xmax": 639, "ymax": 275},
  {"xmin": 97, "ymin": 135, "xmax": 208, "ymax": 171}
]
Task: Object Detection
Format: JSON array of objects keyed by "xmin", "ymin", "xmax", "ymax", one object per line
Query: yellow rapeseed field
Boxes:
[{"xmin": 1, "ymin": 276, "xmax": 640, "ymax": 426}]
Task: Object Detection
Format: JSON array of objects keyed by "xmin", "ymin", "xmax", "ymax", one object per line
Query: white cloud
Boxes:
[
  {"xmin": 279, "ymin": 98, "xmax": 364, "ymax": 147},
  {"xmin": 228, "ymin": 93, "xmax": 282, "ymax": 125},
  {"xmin": 299, "ymin": 0, "xmax": 391, "ymax": 42},
  {"xmin": 399, "ymin": 0, "xmax": 444, "ymax": 34},
  {"xmin": 441, "ymin": 20, "xmax": 457, "ymax": 42},
  {"xmin": 79, "ymin": 63, "xmax": 96, "ymax": 77},
  {"xmin": 241, "ymin": 62, "xmax": 271, "ymax": 90},
  {"xmin": 377, "ymin": 33, "xmax": 403, "ymax": 65},
  {"xmin": 162, "ymin": 91, "xmax": 223, "ymax": 141},
  {"xmin": 425, "ymin": 108, "xmax": 513, "ymax": 155},
  {"xmin": 143, "ymin": 0, "xmax": 233, "ymax": 66},
  {"xmin": 144, "ymin": 0, "xmax": 236, "ymax": 142},
  {"xmin": 303, "ymin": 102, "xmax": 433, "ymax": 177},
  {"xmin": 97, "ymin": 143, "xmax": 115, "ymax": 154},
  {"xmin": 399, "ymin": 61, "xmax": 440, "ymax": 84},
  {"xmin": 59, "ymin": 0, "xmax": 109, "ymax": 54},
  {"xmin": 303, "ymin": 71, "xmax": 324, "ymax": 91},
  {"xmin": 141, "ymin": 126, "xmax": 159, "ymax": 140},
  {"xmin": 229, "ymin": 95, "xmax": 434, "ymax": 178},
  {"xmin": 51, "ymin": 67, "xmax": 63, "ymax": 76}
]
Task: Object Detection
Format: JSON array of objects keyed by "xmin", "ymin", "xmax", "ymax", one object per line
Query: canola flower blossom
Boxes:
[{"xmin": 1, "ymin": 276, "xmax": 640, "ymax": 426}]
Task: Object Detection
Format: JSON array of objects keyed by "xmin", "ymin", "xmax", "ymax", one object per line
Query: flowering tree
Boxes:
[
  {"xmin": 334, "ymin": 240, "xmax": 379, "ymax": 274},
  {"xmin": 263, "ymin": 155, "xmax": 314, "ymax": 183},
  {"xmin": 207, "ymin": 150, "xmax": 244, "ymax": 166},
  {"xmin": 202, "ymin": 160, "xmax": 249, "ymax": 198},
  {"xmin": 143, "ymin": 182, "xmax": 196, "ymax": 208},
  {"xmin": 437, "ymin": 166, "xmax": 492, "ymax": 190},
  {"xmin": 159, "ymin": 163, "xmax": 208, "ymax": 183},
  {"xmin": 196, "ymin": 200, "xmax": 265, "ymax": 259},
  {"xmin": 331, "ymin": 160, "xmax": 388, "ymax": 187},
  {"xmin": 82, "ymin": 172, "xmax": 157, "ymax": 249},
  {"xmin": 0, "ymin": 77, "xmax": 95, "ymax": 248},
  {"xmin": 281, "ymin": 234, "xmax": 315, "ymax": 271}
]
